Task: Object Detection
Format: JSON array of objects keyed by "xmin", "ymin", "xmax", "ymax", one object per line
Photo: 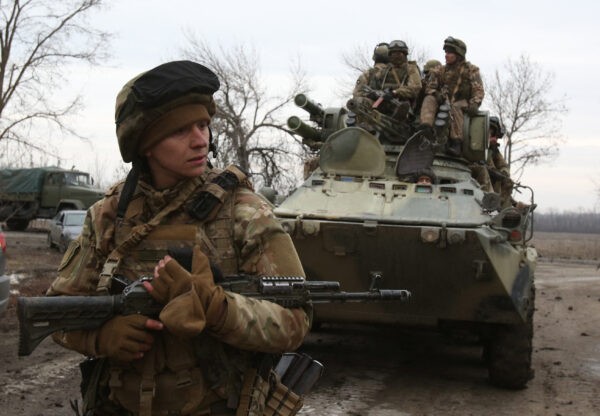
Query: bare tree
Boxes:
[
  {"xmin": 180, "ymin": 35, "xmax": 310, "ymax": 193},
  {"xmin": 484, "ymin": 54, "xmax": 567, "ymax": 179},
  {"xmin": 0, "ymin": 0, "xmax": 110, "ymax": 163}
]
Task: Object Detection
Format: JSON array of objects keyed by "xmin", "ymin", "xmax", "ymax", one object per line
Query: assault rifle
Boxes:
[{"xmin": 18, "ymin": 272, "xmax": 411, "ymax": 356}]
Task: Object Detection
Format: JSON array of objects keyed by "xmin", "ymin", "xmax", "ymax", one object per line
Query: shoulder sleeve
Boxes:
[
  {"xmin": 46, "ymin": 196, "xmax": 116, "ymax": 296},
  {"xmin": 233, "ymin": 188, "xmax": 305, "ymax": 276},
  {"xmin": 217, "ymin": 188, "xmax": 311, "ymax": 352},
  {"xmin": 468, "ymin": 63, "xmax": 485, "ymax": 105}
]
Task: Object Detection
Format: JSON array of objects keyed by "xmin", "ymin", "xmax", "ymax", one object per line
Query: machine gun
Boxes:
[
  {"xmin": 346, "ymin": 96, "xmax": 412, "ymax": 143},
  {"xmin": 18, "ymin": 272, "xmax": 411, "ymax": 356}
]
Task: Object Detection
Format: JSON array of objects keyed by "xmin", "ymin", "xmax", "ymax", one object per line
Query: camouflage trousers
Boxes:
[
  {"xmin": 420, "ymin": 97, "xmax": 468, "ymax": 141},
  {"xmin": 470, "ymin": 165, "xmax": 514, "ymax": 209}
]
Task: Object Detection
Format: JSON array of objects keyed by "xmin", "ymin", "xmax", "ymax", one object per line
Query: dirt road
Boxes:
[{"xmin": 1, "ymin": 231, "xmax": 599, "ymax": 415}]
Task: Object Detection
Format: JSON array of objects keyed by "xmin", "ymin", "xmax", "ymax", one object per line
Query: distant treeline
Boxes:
[{"xmin": 534, "ymin": 211, "xmax": 600, "ymax": 234}]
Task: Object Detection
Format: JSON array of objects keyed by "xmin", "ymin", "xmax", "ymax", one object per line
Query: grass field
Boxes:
[{"xmin": 531, "ymin": 231, "xmax": 600, "ymax": 261}]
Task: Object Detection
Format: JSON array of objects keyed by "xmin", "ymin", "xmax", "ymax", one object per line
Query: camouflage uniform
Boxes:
[
  {"xmin": 48, "ymin": 61, "xmax": 311, "ymax": 416},
  {"xmin": 488, "ymin": 145, "xmax": 513, "ymax": 208},
  {"xmin": 421, "ymin": 60, "xmax": 484, "ymax": 140}
]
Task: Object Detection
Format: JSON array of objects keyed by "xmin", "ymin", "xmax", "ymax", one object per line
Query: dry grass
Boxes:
[{"xmin": 531, "ymin": 231, "xmax": 600, "ymax": 261}]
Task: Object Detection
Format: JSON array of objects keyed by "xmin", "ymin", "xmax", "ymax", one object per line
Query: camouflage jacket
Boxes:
[
  {"xmin": 48, "ymin": 168, "xmax": 311, "ymax": 414},
  {"xmin": 425, "ymin": 60, "xmax": 484, "ymax": 106},
  {"xmin": 488, "ymin": 145, "xmax": 510, "ymax": 177},
  {"xmin": 353, "ymin": 61, "xmax": 422, "ymax": 101}
]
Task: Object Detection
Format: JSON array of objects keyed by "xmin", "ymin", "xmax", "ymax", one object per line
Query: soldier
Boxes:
[
  {"xmin": 421, "ymin": 36, "xmax": 484, "ymax": 156},
  {"xmin": 487, "ymin": 116, "xmax": 513, "ymax": 208},
  {"xmin": 352, "ymin": 42, "xmax": 390, "ymax": 106},
  {"xmin": 415, "ymin": 59, "xmax": 442, "ymax": 115},
  {"xmin": 353, "ymin": 40, "xmax": 421, "ymax": 116},
  {"xmin": 47, "ymin": 61, "xmax": 311, "ymax": 416},
  {"xmin": 422, "ymin": 59, "xmax": 442, "ymax": 82}
]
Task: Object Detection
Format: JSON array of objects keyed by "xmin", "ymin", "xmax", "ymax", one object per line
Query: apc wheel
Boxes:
[{"xmin": 486, "ymin": 284, "xmax": 535, "ymax": 389}]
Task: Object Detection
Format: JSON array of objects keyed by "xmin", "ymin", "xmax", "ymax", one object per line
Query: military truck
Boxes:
[
  {"xmin": 275, "ymin": 94, "xmax": 537, "ymax": 389},
  {"xmin": 0, "ymin": 167, "xmax": 104, "ymax": 231}
]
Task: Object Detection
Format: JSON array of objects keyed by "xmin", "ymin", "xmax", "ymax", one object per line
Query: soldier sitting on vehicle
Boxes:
[
  {"xmin": 420, "ymin": 36, "xmax": 484, "ymax": 156},
  {"xmin": 353, "ymin": 40, "xmax": 421, "ymax": 122}
]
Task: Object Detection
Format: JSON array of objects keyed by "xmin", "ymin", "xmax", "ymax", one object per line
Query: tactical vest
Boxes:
[
  {"xmin": 369, "ymin": 63, "xmax": 408, "ymax": 91},
  {"xmin": 97, "ymin": 167, "xmax": 255, "ymax": 415},
  {"xmin": 442, "ymin": 61, "xmax": 473, "ymax": 103}
]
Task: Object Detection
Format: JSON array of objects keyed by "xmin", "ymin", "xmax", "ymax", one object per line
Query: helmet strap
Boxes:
[{"xmin": 116, "ymin": 158, "xmax": 141, "ymax": 226}]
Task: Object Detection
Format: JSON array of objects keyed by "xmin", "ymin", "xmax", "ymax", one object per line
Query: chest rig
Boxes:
[
  {"xmin": 442, "ymin": 62, "xmax": 470, "ymax": 103},
  {"xmin": 95, "ymin": 165, "xmax": 252, "ymax": 416}
]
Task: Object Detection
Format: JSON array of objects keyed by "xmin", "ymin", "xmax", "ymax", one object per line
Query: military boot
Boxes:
[{"xmin": 446, "ymin": 138, "xmax": 462, "ymax": 157}]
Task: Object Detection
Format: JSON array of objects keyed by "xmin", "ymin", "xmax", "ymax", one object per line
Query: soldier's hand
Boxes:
[
  {"xmin": 143, "ymin": 256, "xmax": 193, "ymax": 304},
  {"xmin": 97, "ymin": 315, "xmax": 162, "ymax": 361},
  {"xmin": 467, "ymin": 102, "xmax": 479, "ymax": 116},
  {"xmin": 189, "ymin": 245, "xmax": 226, "ymax": 326},
  {"xmin": 157, "ymin": 246, "xmax": 226, "ymax": 338}
]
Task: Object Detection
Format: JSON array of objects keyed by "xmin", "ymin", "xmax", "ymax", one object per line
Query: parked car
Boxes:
[
  {"xmin": 47, "ymin": 210, "xmax": 86, "ymax": 253},
  {"xmin": 0, "ymin": 224, "xmax": 9, "ymax": 314}
]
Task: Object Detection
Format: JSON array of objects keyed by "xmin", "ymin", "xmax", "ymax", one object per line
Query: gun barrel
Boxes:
[
  {"xmin": 309, "ymin": 289, "xmax": 411, "ymax": 303},
  {"xmin": 287, "ymin": 116, "xmax": 322, "ymax": 141},
  {"xmin": 294, "ymin": 94, "xmax": 325, "ymax": 118}
]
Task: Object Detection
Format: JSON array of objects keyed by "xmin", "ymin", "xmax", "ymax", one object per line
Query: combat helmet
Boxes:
[
  {"xmin": 423, "ymin": 59, "xmax": 442, "ymax": 74},
  {"xmin": 115, "ymin": 60, "xmax": 220, "ymax": 163},
  {"xmin": 489, "ymin": 116, "xmax": 505, "ymax": 138},
  {"xmin": 389, "ymin": 40, "xmax": 409, "ymax": 55},
  {"xmin": 372, "ymin": 43, "xmax": 390, "ymax": 64},
  {"xmin": 443, "ymin": 36, "xmax": 467, "ymax": 59}
]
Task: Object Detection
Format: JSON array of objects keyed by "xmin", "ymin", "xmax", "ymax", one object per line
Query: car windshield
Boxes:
[
  {"xmin": 64, "ymin": 213, "xmax": 86, "ymax": 226},
  {"xmin": 64, "ymin": 172, "xmax": 91, "ymax": 186}
]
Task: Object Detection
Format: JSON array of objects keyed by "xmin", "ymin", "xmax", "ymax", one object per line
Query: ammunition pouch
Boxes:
[
  {"xmin": 236, "ymin": 368, "xmax": 302, "ymax": 416},
  {"xmin": 79, "ymin": 358, "xmax": 132, "ymax": 416},
  {"xmin": 263, "ymin": 373, "xmax": 303, "ymax": 416}
]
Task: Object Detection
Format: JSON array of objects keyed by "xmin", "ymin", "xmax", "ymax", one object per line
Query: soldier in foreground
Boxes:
[
  {"xmin": 420, "ymin": 36, "xmax": 485, "ymax": 156},
  {"xmin": 46, "ymin": 60, "xmax": 311, "ymax": 416}
]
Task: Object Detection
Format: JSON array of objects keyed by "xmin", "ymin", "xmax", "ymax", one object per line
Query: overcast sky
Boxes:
[{"xmin": 57, "ymin": 0, "xmax": 600, "ymax": 213}]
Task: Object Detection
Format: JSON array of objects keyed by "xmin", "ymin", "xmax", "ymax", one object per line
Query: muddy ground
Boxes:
[{"xmin": 1, "ymin": 231, "xmax": 599, "ymax": 415}]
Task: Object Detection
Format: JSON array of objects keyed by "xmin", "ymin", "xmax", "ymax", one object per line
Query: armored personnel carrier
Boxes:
[{"xmin": 274, "ymin": 94, "xmax": 537, "ymax": 389}]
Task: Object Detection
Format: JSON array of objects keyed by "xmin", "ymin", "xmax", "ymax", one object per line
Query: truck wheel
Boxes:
[
  {"xmin": 486, "ymin": 284, "xmax": 535, "ymax": 389},
  {"xmin": 6, "ymin": 218, "xmax": 29, "ymax": 231}
]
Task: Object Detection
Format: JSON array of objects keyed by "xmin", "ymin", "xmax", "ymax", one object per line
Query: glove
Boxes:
[
  {"xmin": 146, "ymin": 256, "xmax": 193, "ymax": 304},
  {"xmin": 467, "ymin": 102, "xmax": 479, "ymax": 116},
  {"xmin": 158, "ymin": 246, "xmax": 226, "ymax": 338},
  {"xmin": 97, "ymin": 315, "xmax": 157, "ymax": 361}
]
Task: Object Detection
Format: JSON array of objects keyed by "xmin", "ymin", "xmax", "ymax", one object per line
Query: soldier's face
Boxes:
[
  {"xmin": 145, "ymin": 119, "xmax": 210, "ymax": 189},
  {"xmin": 445, "ymin": 52, "xmax": 457, "ymax": 65},
  {"xmin": 489, "ymin": 135, "xmax": 498, "ymax": 146}
]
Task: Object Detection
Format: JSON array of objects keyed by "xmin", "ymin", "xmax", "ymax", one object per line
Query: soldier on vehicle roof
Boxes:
[
  {"xmin": 415, "ymin": 59, "xmax": 442, "ymax": 115},
  {"xmin": 47, "ymin": 60, "xmax": 311, "ymax": 416},
  {"xmin": 353, "ymin": 40, "xmax": 421, "ymax": 119},
  {"xmin": 420, "ymin": 36, "xmax": 485, "ymax": 156}
]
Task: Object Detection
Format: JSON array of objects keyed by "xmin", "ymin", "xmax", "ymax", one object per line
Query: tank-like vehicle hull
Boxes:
[{"xmin": 275, "ymin": 96, "xmax": 537, "ymax": 389}]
